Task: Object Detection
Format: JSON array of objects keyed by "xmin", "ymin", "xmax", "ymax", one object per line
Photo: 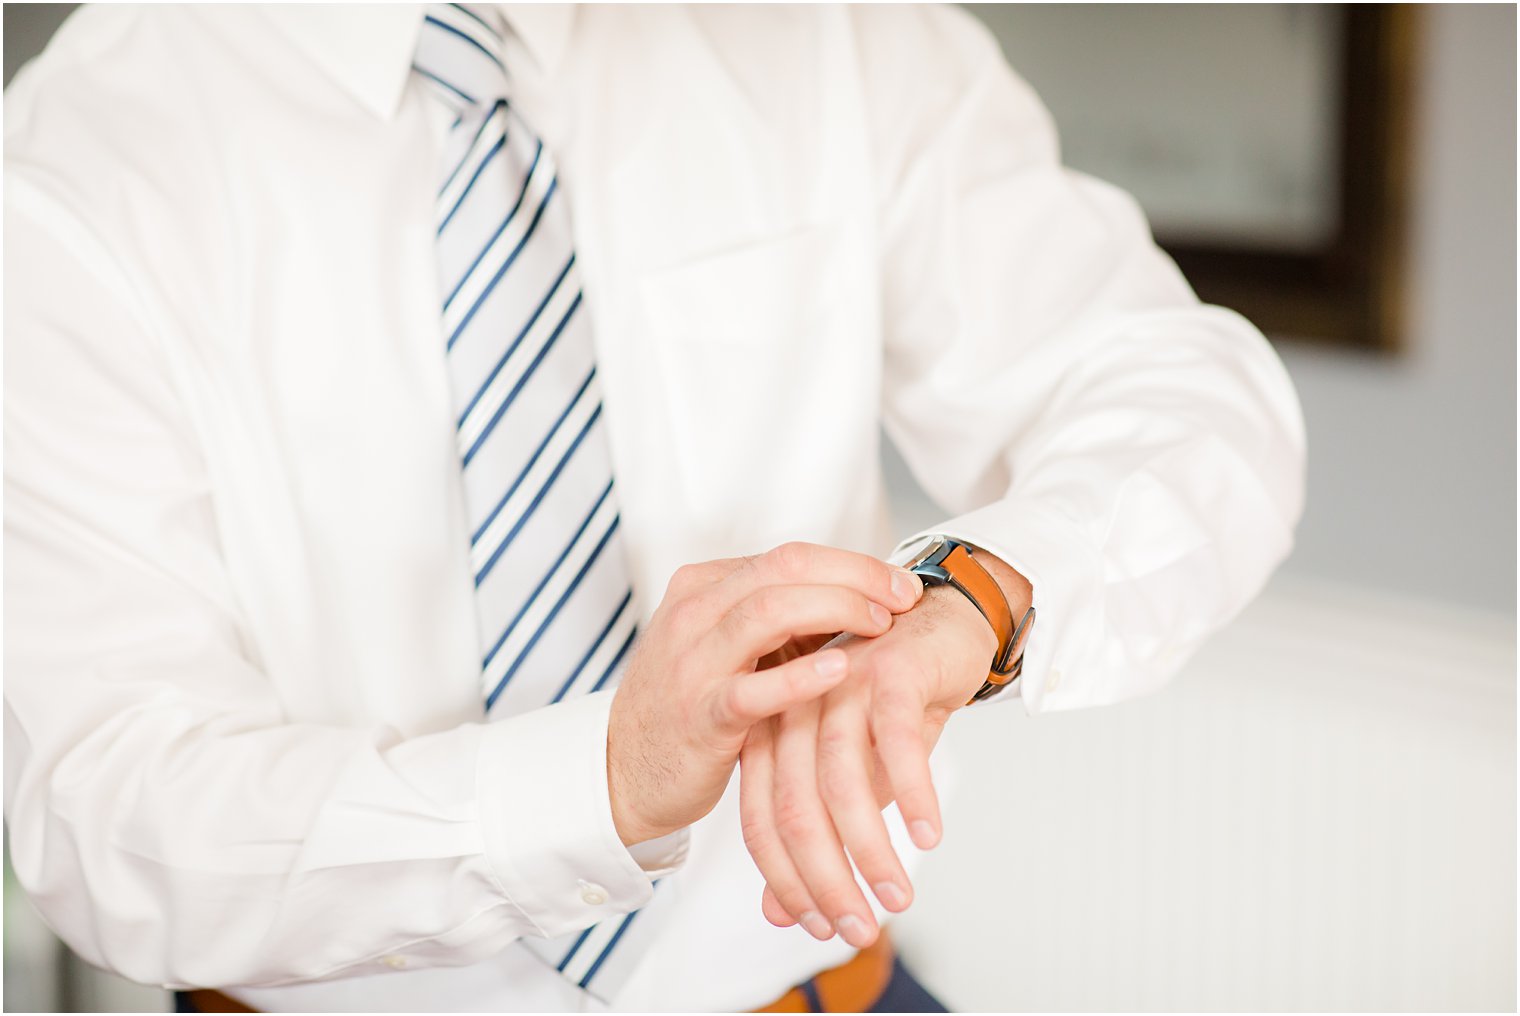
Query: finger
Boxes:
[
  {"xmin": 761, "ymin": 884, "xmax": 795, "ymax": 927},
  {"xmin": 760, "ymin": 632, "xmax": 835, "ymax": 670},
  {"xmin": 717, "ymin": 542, "xmax": 922, "ymax": 615},
  {"xmin": 816, "ymin": 699, "xmax": 914, "ymax": 913},
  {"xmin": 740, "ymin": 724, "xmax": 825, "ymax": 937},
  {"xmin": 720, "ymin": 648, "xmax": 850, "ymax": 732},
  {"xmin": 661, "ymin": 556, "xmax": 751, "ymax": 600},
  {"xmin": 773, "ymin": 699, "xmax": 878, "ymax": 949},
  {"xmin": 871, "ymin": 683, "xmax": 943, "ymax": 850},
  {"xmin": 711, "ymin": 584, "xmax": 894, "ymax": 667}
]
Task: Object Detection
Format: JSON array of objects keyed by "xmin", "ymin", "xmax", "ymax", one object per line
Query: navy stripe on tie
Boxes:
[
  {"xmin": 447, "ymin": 176, "xmax": 558, "ymax": 348},
  {"xmin": 413, "ymin": 65, "xmax": 475, "ymax": 106},
  {"xmin": 461, "ymin": 291, "xmax": 582, "ymax": 468},
  {"xmin": 443, "ymin": 140, "xmax": 547, "ymax": 317},
  {"xmin": 458, "ymin": 254, "xmax": 573, "ymax": 427},
  {"xmin": 423, "ymin": 14, "xmax": 504, "ymax": 69},
  {"xmin": 482, "ymin": 479, "xmax": 614, "ymax": 676},
  {"xmin": 444, "ymin": 142, "xmax": 544, "ymax": 313},
  {"xmin": 439, "ymin": 101, "xmax": 505, "ymax": 197},
  {"xmin": 556, "ymin": 925, "xmax": 597, "ymax": 972},
  {"xmin": 590, "ymin": 627, "xmax": 638, "ymax": 693},
  {"xmin": 438, "ymin": 135, "xmax": 505, "ymax": 235},
  {"xmin": 487, "ymin": 515, "xmax": 622, "ymax": 705},
  {"xmin": 451, "ymin": 3, "xmax": 504, "ymax": 42},
  {"xmin": 471, "ymin": 364, "xmax": 594, "ymax": 547},
  {"xmin": 475, "ymin": 400, "xmax": 601, "ymax": 585},
  {"xmin": 551, "ymin": 590, "xmax": 632, "ymax": 704},
  {"xmin": 579, "ymin": 909, "xmax": 643, "ymax": 990}
]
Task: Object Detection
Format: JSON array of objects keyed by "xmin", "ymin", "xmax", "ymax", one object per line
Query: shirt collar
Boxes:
[
  {"xmin": 499, "ymin": 4, "xmax": 576, "ymax": 76},
  {"xmin": 261, "ymin": 4, "xmax": 575, "ymax": 120}
]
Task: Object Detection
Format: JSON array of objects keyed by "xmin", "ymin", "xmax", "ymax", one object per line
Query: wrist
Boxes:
[
  {"xmin": 920, "ymin": 583, "xmax": 999, "ymax": 662},
  {"xmin": 606, "ymin": 699, "xmax": 672, "ymax": 847},
  {"xmin": 901, "ymin": 536, "xmax": 1035, "ymax": 706},
  {"xmin": 910, "ymin": 585, "xmax": 999, "ymax": 708},
  {"xmin": 969, "ymin": 546, "xmax": 1035, "ymax": 619}
]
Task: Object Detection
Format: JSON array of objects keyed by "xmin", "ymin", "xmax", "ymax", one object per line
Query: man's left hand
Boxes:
[{"xmin": 737, "ymin": 554, "xmax": 1032, "ymax": 948}]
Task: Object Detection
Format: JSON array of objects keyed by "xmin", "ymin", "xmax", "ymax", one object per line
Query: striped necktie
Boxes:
[{"xmin": 414, "ymin": 5, "xmax": 660, "ymax": 1002}]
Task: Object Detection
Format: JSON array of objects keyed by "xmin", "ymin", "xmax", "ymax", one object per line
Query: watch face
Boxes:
[{"xmin": 898, "ymin": 534, "xmax": 948, "ymax": 570}]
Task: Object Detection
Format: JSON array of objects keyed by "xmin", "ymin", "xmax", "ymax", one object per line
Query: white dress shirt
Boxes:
[{"xmin": 3, "ymin": 4, "xmax": 1305, "ymax": 1012}]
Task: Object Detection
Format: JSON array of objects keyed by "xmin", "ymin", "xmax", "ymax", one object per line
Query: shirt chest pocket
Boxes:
[{"xmin": 635, "ymin": 223, "xmax": 879, "ymax": 534}]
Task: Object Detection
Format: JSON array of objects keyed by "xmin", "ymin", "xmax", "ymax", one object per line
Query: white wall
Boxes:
[{"xmin": 894, "ymin": 572, "xmax": 1515, "ymax": 1011}]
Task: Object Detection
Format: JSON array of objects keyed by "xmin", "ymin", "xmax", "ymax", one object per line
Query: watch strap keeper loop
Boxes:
[{"xmin": 991, "ymin": 604, "xmax": 1037, "ymax": 677}]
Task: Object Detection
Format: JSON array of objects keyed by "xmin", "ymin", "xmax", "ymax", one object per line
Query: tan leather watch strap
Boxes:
[
  {"xmin": 935, "ymin": 542, "xmax": 1016, "ymax": 669},
  {"xmin": 903, "ymin": 536, "xmax": 1035, "ymax": 703}
]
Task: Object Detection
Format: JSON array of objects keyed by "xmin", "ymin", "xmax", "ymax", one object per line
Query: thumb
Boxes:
[{"xmin": 718, "ymin": 649, "xmax": 849, "ymax": 733}]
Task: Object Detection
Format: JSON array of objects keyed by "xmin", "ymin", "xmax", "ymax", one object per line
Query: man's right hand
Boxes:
[{"xmin": 607, "ymin": 543, "xmax": 924, "ymax": 846}]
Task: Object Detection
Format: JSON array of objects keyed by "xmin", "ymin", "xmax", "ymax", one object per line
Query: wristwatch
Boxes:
[{"xmin": 899, "ymin": 535, "xmax": 1036, "ymax": 704}]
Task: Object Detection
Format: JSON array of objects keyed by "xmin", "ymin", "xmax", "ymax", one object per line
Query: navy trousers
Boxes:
[{"xmin": 868, "ymin": 957, "xmax": 950, "ymax": 1013}]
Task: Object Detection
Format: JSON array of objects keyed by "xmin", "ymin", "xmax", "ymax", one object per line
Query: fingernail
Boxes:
[
  {"xmin": 835, "ymin": 914, "xmax": 871, "ymax": 947},
  {"xmin": 868, "ymin": 602, "xmax": 891, "ymax": 629},
  {"xmin": 910, "ymin": 820, "xmax": 940, "ymax": 850},
  {"xmin": 800, "ymin": 911, "xmax": 833, "ymax": 940},
  {"xmin": 891, "ymin": 569, "xmax": 923, "ymax": 607},
  {"xmin": 873, "ymin": 881, "xmax": 908, "ymax": 910},
  {"xmin": 813, "ymin": 650, "xmax": 846, "ymax": 678}
]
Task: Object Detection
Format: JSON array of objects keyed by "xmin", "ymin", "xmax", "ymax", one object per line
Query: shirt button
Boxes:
[
  {"xmin": 1045, "ymin": 668, "xmax": 1064, "ymax": 693},
  {"xmin": 579, "ymin": 881, "xmax": 608, "ymax": 906},
  {"xmin": 380, "ymin": 955, "xmax": 407, "ymax": 970}
]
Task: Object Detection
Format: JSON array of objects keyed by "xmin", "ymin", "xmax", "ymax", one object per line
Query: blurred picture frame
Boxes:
[
  {"xmin": 1155, "ymin": 5, "xmax": 1416, "ymax": 353},
  {"xmin": 971, "ymin": 3, "xmax": 1414, "ymax": 352}
]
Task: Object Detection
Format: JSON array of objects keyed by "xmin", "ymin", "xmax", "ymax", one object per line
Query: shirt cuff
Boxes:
[
  {"xmin": 474, "ymin": 690, "xmax": 688, "ymax": 937},
  {"xmin": 891, "ymin": 497, "xmax": 1103, "ymax": 715}
]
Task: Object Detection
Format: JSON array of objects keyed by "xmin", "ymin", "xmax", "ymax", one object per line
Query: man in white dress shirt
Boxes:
[{"xmin": 3, "ymin": 4, "xmax": 1305, "ymax": 1012}]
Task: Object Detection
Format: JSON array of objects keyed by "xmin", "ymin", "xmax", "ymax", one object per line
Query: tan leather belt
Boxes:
[
  {"xmin": 753, "ymin": 933, "xmax": 894, "ymax": 1013},
  {"xmin": 183, "ymin": 934, "xmax": 894, "ymax": 1014}
]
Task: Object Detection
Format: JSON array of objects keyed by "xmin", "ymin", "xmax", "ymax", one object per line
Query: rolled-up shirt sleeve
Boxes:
[
  {"xmin": 864, "ymin": 6, "xmax": 1307, "ymax": 714},
  {"xmin": 2, "ymin": 201, "xmax": 674, "ymax": 990}
]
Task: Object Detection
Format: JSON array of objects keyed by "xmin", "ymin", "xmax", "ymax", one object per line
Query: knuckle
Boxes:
[
  {"xmin": 817, "ymin": 763, "xmax": 859, "ymax": 806},
  {"xmin": 776, "ymin": 885, "xmax": 813, "ymax": 915},
  {"xmin": 714, "ymin": 684, "xmax": 742, "ymax": 727},
  {"xmin": 772, "ymin": 791, "xmax": 814, "ymax": 842},
  {"xmin": 768, "ymin": 541, "xmax": 814, "ymax": 578},
  {"xmin": 872, "ymin": 691, "xmax": 919, "ymax": 727},
  {"xmin": 815, "ymin": 734, "xmax": 861, "ymax": 802},
  {"xmin": 815, "ymin": 885, "xmax": 861, "ymax": 916},
  {"xmin": 848, "ymin": 844, "xmax": 894, "ymax": 877},
  {"xmin": 816, "ymin": 727, "xmax": 856, "ymax": 766},
  {"xmin": 666, "ymin": 594, "xmax": 705, "ymax": 631},
  {"xmin": 875, "ymin": 726, "xmax": 920, "ymax": 759},
  {"xmin": 666, "ymin": 563, "xmax": 704, "ymax": 598},
  {"xmin": 873, "ymin": 681, "xmax": 918, "ymax": 712},
  {"xmin": 746, "ymin": 587, "xmax": 782, "ymax": 628},
  {"xmin": 740, "ymin": 812, "xmax": 778, "ymax": 854}
]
